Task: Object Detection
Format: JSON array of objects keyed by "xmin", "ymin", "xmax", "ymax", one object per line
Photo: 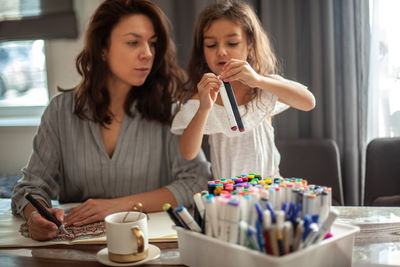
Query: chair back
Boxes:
[
  {"xmin": 276, "ymin": 138, "xmax": 344, "ymax": 205},
  {"xmin": 364, "ymin": 137, "xmax": 400, "ymax": 206}
]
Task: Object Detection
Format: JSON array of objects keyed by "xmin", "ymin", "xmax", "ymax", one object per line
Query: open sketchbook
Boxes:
[{"xmin": 0, "ymin": 202, "xmax": 177, "ymax": 247}]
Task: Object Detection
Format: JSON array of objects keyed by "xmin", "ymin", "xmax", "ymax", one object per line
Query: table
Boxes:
[
  {"xmin": 1, "ymin": 198, "xmax": 400, "ymax": 266},
  {"xmin": 335, "ymin": 206, "xmax": 400, "ymax": 266}
]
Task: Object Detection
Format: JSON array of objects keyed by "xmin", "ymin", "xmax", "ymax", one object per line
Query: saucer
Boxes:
[{"xmin": 96, "ymin": 244, "xmax": 161, "ymax": 266}]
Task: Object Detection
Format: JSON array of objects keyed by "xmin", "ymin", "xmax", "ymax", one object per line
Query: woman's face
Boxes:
[{"xmin": 104, "ymin": 14, "xmax": 157, "ymax": 90}]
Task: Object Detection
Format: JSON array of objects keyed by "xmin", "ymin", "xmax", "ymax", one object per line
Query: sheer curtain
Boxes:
[
  {"xmin": 367, "ymin": 0, "xmax": 400, "ymax": 142},
  {"xmin": 259, "ymin": 0, "xmax": 370, "ymax": 205}
]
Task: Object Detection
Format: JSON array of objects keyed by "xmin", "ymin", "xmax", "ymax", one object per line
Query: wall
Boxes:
[{"xmin": 0, "ymin": 0, "xmax": 102, "ymax": 175}]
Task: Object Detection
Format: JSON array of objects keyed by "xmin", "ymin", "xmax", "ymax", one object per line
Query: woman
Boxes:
[{"xmin": 11, "ymin": 0, "xmax": 211, "ymax": 241}]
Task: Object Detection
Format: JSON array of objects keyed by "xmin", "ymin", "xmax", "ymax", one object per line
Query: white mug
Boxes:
[{"xmin": 105, "ymin": 211, "xmax": 148, "ymax": 263}]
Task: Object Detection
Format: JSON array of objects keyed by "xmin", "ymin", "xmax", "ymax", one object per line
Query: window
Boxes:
[
  {"xmin": 0, "ymin": 40, "xmax": 48, "ymax": 107},
  {"xmin": 0, "ymin": 0, "xmax": 77, "ymax": 126},
  {"xmin": 0, "ymin": 0, "xmax": 40, "ymax": 19},
  {"xmin": 367, "ymin": 0, "xmax": 400, "ymax": 141}
]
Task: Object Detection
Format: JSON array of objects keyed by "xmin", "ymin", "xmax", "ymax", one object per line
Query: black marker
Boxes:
[
  {"xmin": 223, "ymin": 82, "xmax": 245, "ymax": 132},
  {"xmin": 24, "ymin": 192, "xmax": 69, "ymax": 235},
  {"xmin": 163, "ymin": 203, "xmax": 185, "ymax": 228}
]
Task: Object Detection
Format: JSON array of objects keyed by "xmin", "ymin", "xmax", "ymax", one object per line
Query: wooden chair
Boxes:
[
  {"xmin": 276, "ymin": 138, "xmax": 344, "ymax": 205},
  {"xmin": 364, "ymin": 137, "xmax": 400, "ymax": 206}
]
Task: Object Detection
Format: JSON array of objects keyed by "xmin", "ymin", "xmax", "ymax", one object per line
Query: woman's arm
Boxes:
[
  {"xmin": 11, "ymin": 97, "xmax": 62, "ymax": 219},
  {"xmin": 166, "ymin": 131, "xmax": 212, "ymax": 207},
  {"xmin": 64, "ymin": 187, "xmax": 176, "ymax": 227},
  {"xmin": 10, "ymin": 95, "xmax": 67, "ymax": 241}
]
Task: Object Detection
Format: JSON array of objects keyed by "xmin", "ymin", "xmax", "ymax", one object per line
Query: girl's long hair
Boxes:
[
  {"xmin": 61, "ymin": 0, "xmax": 185, "ymax": 126},
  {"xmin": 182, "ymin": 1, "xmax": 278, "ymax": 102}
]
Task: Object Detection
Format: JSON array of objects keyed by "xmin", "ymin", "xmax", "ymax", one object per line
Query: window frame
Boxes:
[{"xmin": 0, "ymin": 0, "xmax": 77, "ymax": 127}]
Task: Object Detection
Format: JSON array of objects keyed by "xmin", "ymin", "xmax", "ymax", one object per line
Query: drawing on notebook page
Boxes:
[{"xmin": 19, "ymin": 221, "xmax": 106, "ymax": 241}]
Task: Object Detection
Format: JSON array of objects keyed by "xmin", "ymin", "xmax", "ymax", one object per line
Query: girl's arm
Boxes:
[
  {"xmin": 221, "ymin": 59, "xmax": 315, "ymax": 111},
  {"xmin": 256, "ymin": 76, "xmax": 315, "ymax": 111},
  {"xmin": 179, "ymin": 73, "xmax": 221, "ymax": 160},
  {"xmin": 180, "ymin": 107, "xmax": 211, "ymax": 160}
]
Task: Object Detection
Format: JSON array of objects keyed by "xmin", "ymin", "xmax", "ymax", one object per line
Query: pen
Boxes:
[
  {"xmin": 200, "ymin": 191, "xmax": 209, "ymax": 205},
  {"xmin": 319, "ymin": 191, "xmax": 330, "ymax": 224},
  {"xmin": 312, "ymin": 209, "xmax": 338, "ymax": 244},
  {"xmin": 238, "ymin": 220, "xmax": 248, "ymax": 247},
  {"xmin": 163, "ymin": 203, "xmax": 185, "ymax": 228},
  {"xmin": 205, "ymin": 194, "xmax": 219, "ymax": 237},
  {"xmin": 175, "ymin": 205, "xmax": 202, "ymax": 232},
  {"xmin": 266, "ymin": 202, "xmax": 276, "ymax": 223},
  {"xmin": 290, "ymin": 203, "xmax": 301, "ymax": 223},
  {"xmin": 254, "ymin": 202, "xmax": 265, "ymax": 252},
  {"xmin": 302, "ymin": 214, "xmax": 312, "ymax": 241},
  {"xmin": 286, "ymin": 202, "xmax": 295, "ymax": 220},
  {"xmin": 193, "ymin": 193, "xmax": 205, "ymax": 219},
  {"xmin": 217, "ymin": 197, "xmax": 229, "ymax": 241},
  {"xmin": 193, "ymin": 193, "xmax": 205, "ymax": 230},
  {"xmin": 262, "ymin": 209, "xmax": 273, "ymax": 255},
  {"xmin": 223, "ymin": 81, "xmax": 245, "ymax": 132},
  {"xmin": 275, "ymin": 210, "xmax": 285, "ymax": 255},
  {"xmin": 24, "ymin": 192, "xmax": 69, "ymax": 235},
  {"xmin": 227, "ymin": 199, "xmax": 240, "ymax": 244},
  {"xmin": 282, "ymin": 221, "xmax": 293, "ymax": 254},
  {"xmin": 268, "ymin": 226, "xmax": 279, "ymax": 256},
  {"xmin": 218, "ymin": 80, "xmax": 238, "ymax": 131},
  {"xmin": 246, "ymin": 225, "xmax": 259, "ymax": 251},
  {"xmin": 292, "ymin": 219, "xmax": 304, "ymax": 251},
  {"xmin": 302, "ymin": 222, "xmax": 319, "ymax": 249}
]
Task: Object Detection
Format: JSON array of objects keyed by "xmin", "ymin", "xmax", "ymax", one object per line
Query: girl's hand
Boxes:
[
  {"xmin": 64, "ymin": 198, "xmax": 126, "ymax": 227},
  {"xmin": 27, "ymin": 208, "xmax": 65, "ymax": 241},
  {"xmin": 219, "ymin": 59, "xmax": 261, "ymax": 88},
  {"xmin": 197, "ymin": 73, "xmax": 222, "ymax": 110}
]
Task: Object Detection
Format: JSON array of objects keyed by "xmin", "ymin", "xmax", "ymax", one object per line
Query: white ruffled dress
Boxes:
[{"xmin": 171, "ymin": 76, "xmax": 301, "ymax": 179}]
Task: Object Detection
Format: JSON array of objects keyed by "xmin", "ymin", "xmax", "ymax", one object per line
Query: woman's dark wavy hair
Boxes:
[{"xmin": 62, "ymin": 0, "xmax": 185, "ymax": 126}]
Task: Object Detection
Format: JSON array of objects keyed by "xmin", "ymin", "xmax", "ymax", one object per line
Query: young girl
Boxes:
[{"xmin": 171, "ymin": 1, "xmax": 315, "ymax": 180}]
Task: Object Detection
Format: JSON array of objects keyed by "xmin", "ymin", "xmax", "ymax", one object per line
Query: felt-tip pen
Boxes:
[
  {"xmin": 218, "ymin": 80, "xmax": 238, "ymax": 131},
  {"xmin": 24, "ymin": 192, "xmax": 69, "ymax": 235},
  {"xmin": 223, "ymin": 81, "xmax": 245, "ymax": 132},
  {"xmin": 175, "ymin": 205, "xmax": 202, "ymax": 232},
  {"xmin": 163, "ymin": 203, "xmax": 184, "ymax": 228}
]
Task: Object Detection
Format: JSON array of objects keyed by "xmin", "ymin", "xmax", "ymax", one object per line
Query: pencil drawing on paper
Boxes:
[{"xmin": 19, "ymin": 221, "xmax": 106, "ymax": 241}]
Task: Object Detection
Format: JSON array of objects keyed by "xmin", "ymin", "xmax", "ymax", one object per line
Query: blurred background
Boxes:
[{"xmin": 0, "ymin": 0, "xmax": 399, "ymax": 205}]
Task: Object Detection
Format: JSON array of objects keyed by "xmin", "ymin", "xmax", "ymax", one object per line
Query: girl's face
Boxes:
[
  {"xmin": 104, "ymin": 14, "xmax": 157, "ymax": 91},
  {"xmin": 203, "ymin": 18, "xmax": 251, "ymax": 75}
]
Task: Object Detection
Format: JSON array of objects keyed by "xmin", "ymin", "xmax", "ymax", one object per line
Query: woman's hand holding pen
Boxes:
[
  {"xmin": 65, "ymin": 198, "xmax": 126, "ymax": 227},
  {"xmin": 27, "ymin": 207, "xmax": 65, "ymax": 241},
  {"xmin": 197, "ymin": 73, "xmax": 221, "ymax": 110},
  {"xmin": 219, "ymin": 59, "xmax": 261, "ymax": 89}
]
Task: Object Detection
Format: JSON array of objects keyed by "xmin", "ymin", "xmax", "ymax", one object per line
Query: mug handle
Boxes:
[{"xmin": 131, "ymin": 226, "xmax": 144, "ymax": 253}]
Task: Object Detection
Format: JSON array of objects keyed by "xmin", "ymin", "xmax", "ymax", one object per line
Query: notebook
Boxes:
[{"xmin": 0, "ymin": 202, "xmax": 177, "ymax": 247}]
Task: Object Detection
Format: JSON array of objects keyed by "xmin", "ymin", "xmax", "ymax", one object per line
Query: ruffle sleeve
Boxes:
[{"xmin": 171, "ymin": 92, "xmax": 277, "ymax": 138}]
